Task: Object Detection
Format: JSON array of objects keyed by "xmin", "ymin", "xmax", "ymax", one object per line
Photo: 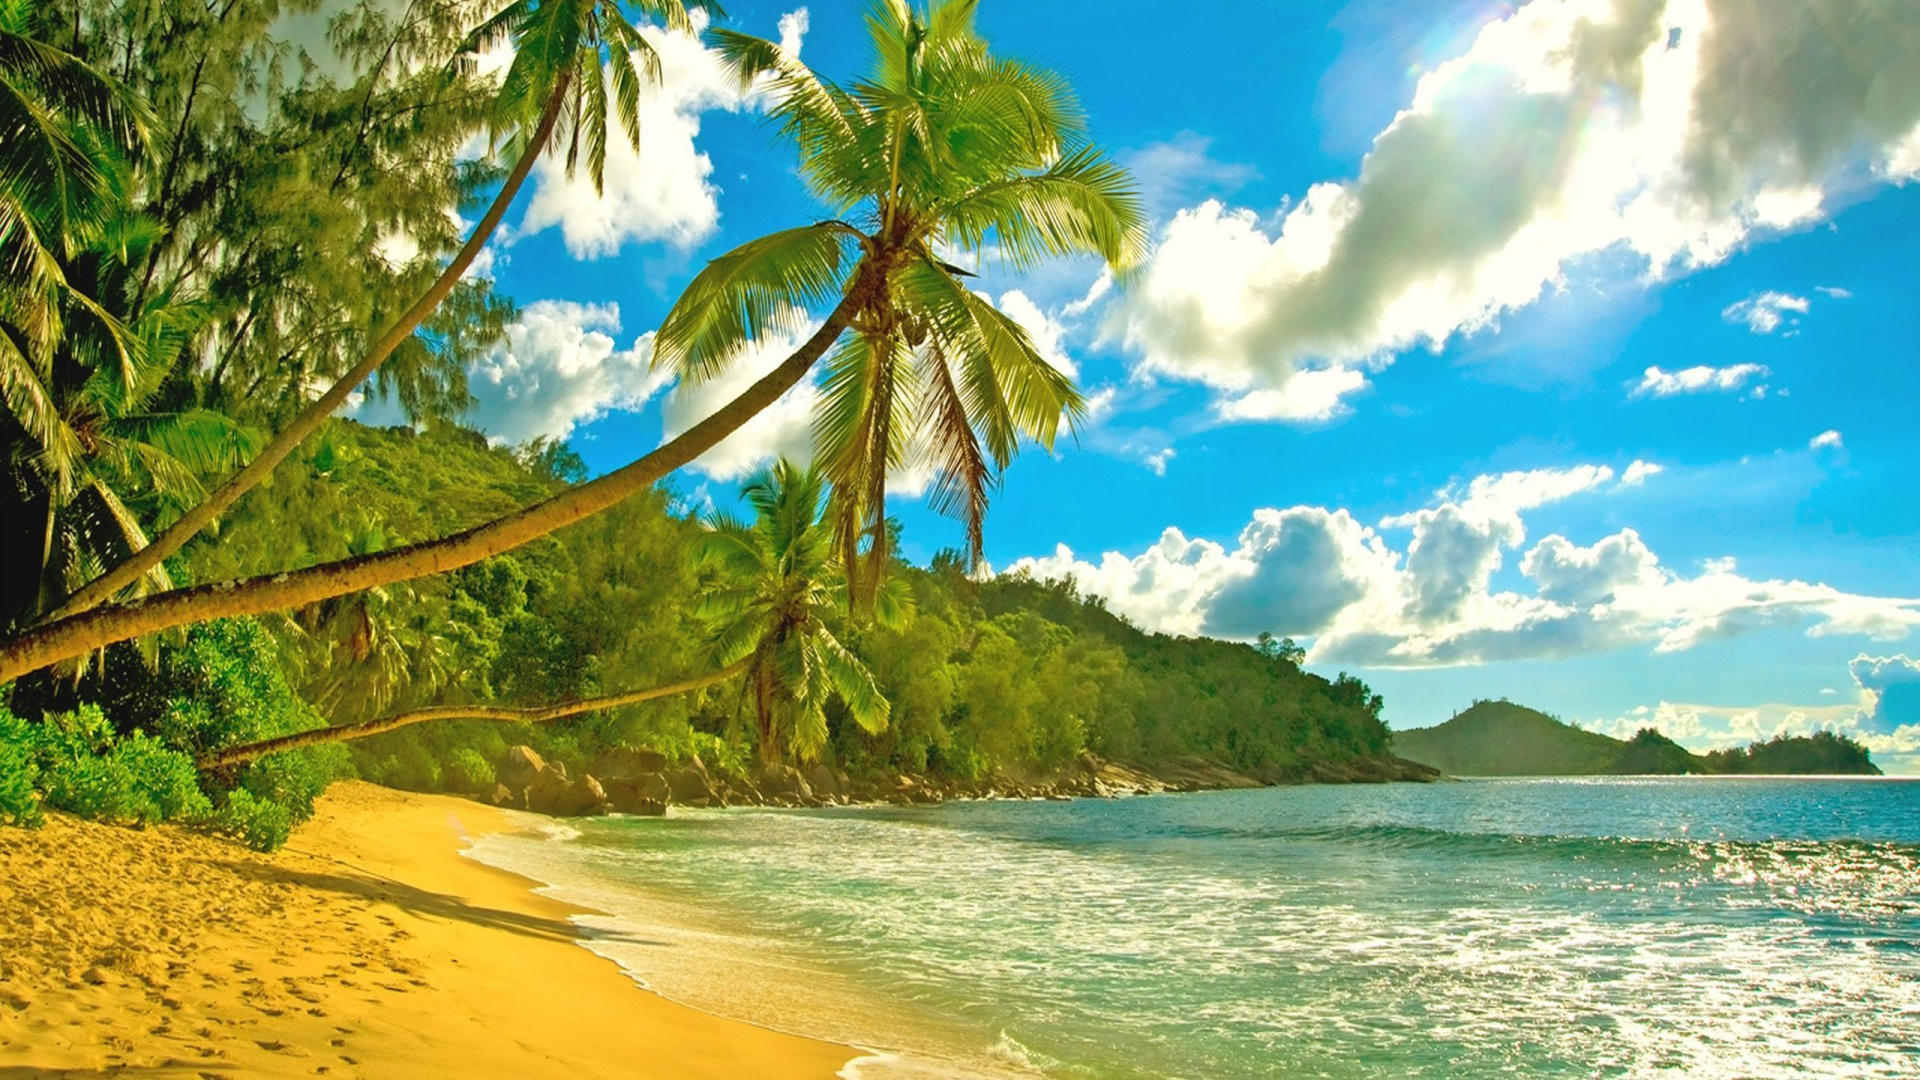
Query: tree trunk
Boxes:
[
  {"xmin": 199, "ymin": 657, "xmax": 749, "ymax": 770},
  {"xmin": 0, "ymin": 282, "xmax": 870, "ymax": 685},
  {"xmin": 45, "ymin": 71, "xmax": 577, "ymax": 624}
]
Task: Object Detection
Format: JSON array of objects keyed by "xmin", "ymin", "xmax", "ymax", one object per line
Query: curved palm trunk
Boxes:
[
  {"xmin": 44, "ymin": 71, "xmax": 577, "ymax": 624},
  {"xmin": 200, "ymin": 656, "xmax": 749, "ymax": 770},
  {"xmin": 0, "ymin": 282, "xmax": 870, "ymax": 685}
]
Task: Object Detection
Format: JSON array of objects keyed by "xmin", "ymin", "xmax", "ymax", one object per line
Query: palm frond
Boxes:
[
  {"xmin": 934, "ymin": 146, "xmax": 1149, "ymax": 278},
  {"xmin": 653, "ymin": 223, "xmax": 857, "ymax": 381}
]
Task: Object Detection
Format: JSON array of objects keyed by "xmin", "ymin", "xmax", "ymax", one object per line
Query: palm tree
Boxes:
[
  {"xmin": 694, "ymin": 460, "xmax": 897, "ymax": 766},
  {"xmin": 198, "ymin": 656, "xmax": 749, "ymax": 770},
  {"xmin": 0, "ymin": 0, "xmax": 1146, "ymax": 686},
  {"xmin": 0, "ymin": 0, "xmax": 149, "ymax": 468},
  {"xmin": 672, "ymin": 0, "xmax": 1152, "ymax": 599},
  {"xmin": 45, "ymin": 0, "xmax": 721, "ymax": 622},
  {"xmin": 1, "ymin": 206, "xmax": 256, "ymax": 642}
]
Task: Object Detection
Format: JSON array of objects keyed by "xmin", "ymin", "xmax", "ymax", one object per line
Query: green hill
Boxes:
[{"xmin": 1393, "ymin": 700, "xmax": 1880, "ymax": 776}]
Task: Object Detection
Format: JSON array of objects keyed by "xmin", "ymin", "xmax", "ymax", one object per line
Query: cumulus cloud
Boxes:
[
  {"xmin": 1721, "ymin": 291, "xmax": 1808, "ymax": 334},
  {"xmin": 518, "ymin": 9, "xmax": 808, "ymax": 259},
  {"xmin": 1632, "ymin": 362, "xmax": 1769, "ymax": 397},
  {"xmin": 1583, "ymin": 654, "xmax": 1920, "ymax": 773},
  {"xmin": 1008, "ymin": 460, "xmax": 1920, "ymax": 667},
  {"xmin": 467, "ymin": 300, "xmax": 670, "ymax": 444},
  {"xmin": 1849, "ymin": 654, "xmax": 1920, "ymax": 733},
  {"xmin": 1111, "ymin": 0, "xmax": 1920, "ymax": 419},
  {"xmin": 1810, "ymin": 429, "xmax": 1844, "ymax": 450}
]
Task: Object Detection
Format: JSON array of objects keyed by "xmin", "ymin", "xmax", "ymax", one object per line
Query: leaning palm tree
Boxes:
[
  {"xmin": 695, "ymin": 460, "xmax": 897, "ymax": 766},
  {"xmin": 45, "ymin": 0, "xmax": 722, "ymax": 623},
  {"xmin": 198, "ymin": 657, "xmax": 749, "ymax": 770},
  {"xmin": 0, "ymin": 0, "xmax": 1147, "ymax": 687}
]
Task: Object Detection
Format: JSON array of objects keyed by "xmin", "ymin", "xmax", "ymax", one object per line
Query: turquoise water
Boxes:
[{"xmin": 471, "ymin": 778, "xmax": 1920, "ymax": 1078}]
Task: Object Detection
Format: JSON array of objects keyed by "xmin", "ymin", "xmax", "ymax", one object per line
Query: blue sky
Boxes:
[{"xmin": 358, "ymin": 0, "xmax": 1920, "ymax": 770}]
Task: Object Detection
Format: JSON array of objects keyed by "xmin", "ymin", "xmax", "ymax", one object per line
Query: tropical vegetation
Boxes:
[{"xmin": 0, "ymin": 0, "xmax": 1411, "ymax": 850}]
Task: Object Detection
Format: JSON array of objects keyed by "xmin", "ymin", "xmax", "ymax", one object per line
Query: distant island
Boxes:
[{"xmin": 1393, "ymin": 700, "xmax": 1881, "ymax": 776}]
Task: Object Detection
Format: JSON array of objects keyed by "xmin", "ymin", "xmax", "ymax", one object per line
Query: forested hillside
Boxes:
[
  {"xmin": 1396, "ymin": 700, "xmax": 1880, "ymax": 776},
  {"xmin": 6, "ymin": 421, "xmax": 1415, "ymax": 835}
]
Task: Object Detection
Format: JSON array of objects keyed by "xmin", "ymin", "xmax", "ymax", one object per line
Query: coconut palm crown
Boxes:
[
  {"xmin": 694, "ymin": 459, "xmax": 904, "ymax": 765},
  {"xmin": 655, "ymin": 0, "xmax": 1150, "ymax": 602}
]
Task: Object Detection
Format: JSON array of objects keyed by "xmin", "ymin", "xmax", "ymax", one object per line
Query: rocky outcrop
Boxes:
[
  {"xmin": 500, "ymin": 745, "xmax": 547, "ymax": 791},
  {"xmin": 591, "ymin": 746, "xmax": 668, "ymax": 778},
  {"xmin": 664, "ymin": 763, "xmax": 717, "ymax": 807},
  {"xmin": 486, "ymin": 743, "xmax": 1436, "ymax": 820},
  {"xmin": 601, "ymin": 772, "xmax": 671, "ymax": 816},
  {"xmin": 756, "ymin": 764, "xmax": 814, "ymax": 806},
  {"xmin": 805, "ymin": 765, "xmax": 845, "ymax": 802},
  {"xmin": 526, "ymin": 766, "xmax": 609, "ymax": 816}
]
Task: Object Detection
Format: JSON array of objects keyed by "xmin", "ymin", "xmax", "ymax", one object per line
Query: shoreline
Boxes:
[{"xmin": 0, "ymin": 780, "xmax": 855, "ymax": 1078}]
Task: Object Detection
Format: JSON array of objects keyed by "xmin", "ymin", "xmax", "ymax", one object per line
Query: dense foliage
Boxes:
[
  {"xmin": 241, "ymin": 423, "xmax": 1394, "ymax": 789},
  {"xmin": 0, "ymin": 0, "xmax": 1386, "ymax": 849},
  {"xmin": 1702, "ymin": 731, "xmax": 1881, "ymax": 776},
  {"xmin": 3, "ymin": 419, "xmax": 1398, "ymax": 832},
  {"xmin": 1395, "ymin": 700, "xmax": 1880, "ymax": 776},
  {"xmin": 0, "ymin": 619, "xmax": 347, "ymax": 847}
]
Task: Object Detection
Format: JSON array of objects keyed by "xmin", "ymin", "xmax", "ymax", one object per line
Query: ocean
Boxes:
[{"xmin": 467, "ymin": 777, "xmax": 1920, "ymax": 1078}]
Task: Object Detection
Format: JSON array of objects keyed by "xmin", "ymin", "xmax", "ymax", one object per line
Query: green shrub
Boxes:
[
  {"xmin": 0, "ymin": 708, "xmax": 43, "ymax": 827},
  {"xmin": 19, "ymin": 706, "xmax": 211, "ymax": 827},
  {"xmin": 445, "ymin": 747, "xmax": 496, "ymax": 793},
  {"xmin": 212, "ymin": 788, "xmax": 295, "ymax": 851}
]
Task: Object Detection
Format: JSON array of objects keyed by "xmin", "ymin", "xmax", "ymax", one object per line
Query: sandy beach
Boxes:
[{"xmin": 0, "ymin": 780, "xmax": 854, "ymax": 1078}]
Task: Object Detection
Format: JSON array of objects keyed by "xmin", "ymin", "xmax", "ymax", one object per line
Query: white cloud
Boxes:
[
  {"xmin": 1060, "ymin": 270, "xmax": 1114, "ymax": 318},
  {"xmin": 467, "ymin": 300, "xmax": 670, "ymax": 444},
  {"xmin": 1111, "ymin": 0, "xmax": 1920, "ymax": 418},
  {"xmin": 518, "ymin": 9, "xmax": 808, "ymax": 259},
  {"xmin": 1632, "ymin": 362, "xmax": 1769, "ymax": 398},
  {"xmin": 1849, "ymin": 654, "xmax": 1920, "ymax": 732},
  {"xmin": 993, "ymin": 289, "xmax": 1077, "ymax": 378},
  {"xmin": 1620, "ymin": 460, "xmax": 1663, "ymax": 486},
  {"xmin": 1580, "ymin": 653, "xmax": 1920, "ymax": 773},
  {"xmin": 1121, "ymin": 132, "xmax": 1259, "ymax": 214},
  {"xmin": 1721, "ymin": 291, "xmax": 1809, "ymax": 334},
  {"xmin": 1008, "ymin": 460, "xmax": 1920, "ymax": 667},
  {"xmin": 1144, "ymin": 448, "xmax": 1176, "ymax": 476},
  {"xmin": 1214, "ymin": 365, "xmax": 1369, "ymax": 422},
  {"xmin": 1815, "ymin": 285, "xmax": 1853, "ymax": 300},
  {"xmin": 1809, "ymin": 429, "xmax": 1844, "ymax": 450}
]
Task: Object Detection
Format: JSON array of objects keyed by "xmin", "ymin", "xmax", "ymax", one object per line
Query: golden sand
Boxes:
[{"xmin": 0, "ymin": 780, "xmax": 853, "ymax": 1078}]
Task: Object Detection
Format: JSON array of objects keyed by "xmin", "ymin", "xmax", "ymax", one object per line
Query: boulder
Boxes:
[
  {"xmin": 665, "ymin": 766, "xmax": 715, "ymax": 807},
  {"xmin": 602, "ymin": 773, "xmax": 672, "ymax": 816},
  {"xmin": 804, "ymin": 765, "xmax": 843, "ymax": 801},
  {"xmin": 757, "ymin": 764, "xmax": 814, "ymax": 804},
  {"xmin": 527, "ymin": 769, "xmax": 610, "ymax": 816},
  {"xmin": 592, "ymin": 746, "xmax": 669, "ymax": 779},
  {"xmin": 500, "ymin": 745, "xmax": 546, "ymax": 790},
  {"xmin": 484, "ymin": 783, "xmax": 514, "ymax": 807}
]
